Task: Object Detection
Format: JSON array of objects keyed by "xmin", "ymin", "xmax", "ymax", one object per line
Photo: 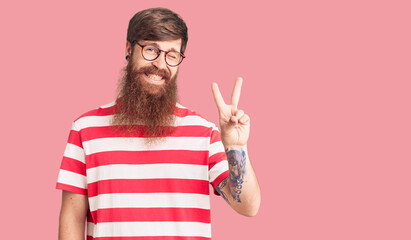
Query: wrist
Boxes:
[{"xmin": 224, "ymin": 144, "xmax": 247, "ymax": 151}]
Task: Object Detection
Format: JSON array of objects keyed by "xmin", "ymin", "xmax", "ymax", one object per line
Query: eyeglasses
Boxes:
[{"xmin": 132, "ymin": 41, "xmax": 185, "ymax": 67}]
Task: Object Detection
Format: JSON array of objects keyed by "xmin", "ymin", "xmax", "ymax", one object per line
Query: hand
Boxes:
[{"xmin": 212, "ymin": 77, "xmax": 250, "ymax": 147}]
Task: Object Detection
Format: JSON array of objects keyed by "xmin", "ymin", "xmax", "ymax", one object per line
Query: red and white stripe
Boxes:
[{"xmin": 57, "ymin": 101, "xmax": 229, "ymax": 239}]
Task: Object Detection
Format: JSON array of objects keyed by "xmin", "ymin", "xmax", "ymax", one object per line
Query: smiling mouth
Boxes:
[{"xmin": 144, "ymin": 73, "xmax": 165, "ymax": 85}]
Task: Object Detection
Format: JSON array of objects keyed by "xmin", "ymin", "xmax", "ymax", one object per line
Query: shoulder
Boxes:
[
  {"xmin": 175, "ymin": 103, "xmax": 219, "ymax": 130},
  {"xmin": 72, "ymin": 100, "xmax": 116, "ymax": 130}
]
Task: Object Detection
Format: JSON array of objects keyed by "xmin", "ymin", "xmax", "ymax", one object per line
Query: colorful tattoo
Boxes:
[{"xmin": 226, "ymin": 148, "xmax": 246, "ymax": 203}]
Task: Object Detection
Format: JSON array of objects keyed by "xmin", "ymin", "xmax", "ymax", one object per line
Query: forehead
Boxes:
[{"xmin": 141, "ymin": 39, "xmax": 182, "ymax": 52}]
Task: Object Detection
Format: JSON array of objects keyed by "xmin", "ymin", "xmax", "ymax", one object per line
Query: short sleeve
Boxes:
[
  {"xmin": 56, "ymin": 122, "xmax": 87, "ymax": 195},
  {"xmin": 208, "ymin": 125, "xmax": 229, "ymax": 195}
]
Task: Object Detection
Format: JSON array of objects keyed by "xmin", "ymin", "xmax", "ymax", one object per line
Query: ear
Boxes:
[{"xmin": 125, "ymin": 41, "xmax": 132, "ymax": 58}]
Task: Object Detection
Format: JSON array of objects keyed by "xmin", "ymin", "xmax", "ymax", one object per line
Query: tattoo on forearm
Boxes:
[
  {"xmin": 216, "ymin": 178, "xmax": 229, "ymax": 202},
  {"xmin": 226, "ymin": 148, "xmax": 246, "ymax": 203}
]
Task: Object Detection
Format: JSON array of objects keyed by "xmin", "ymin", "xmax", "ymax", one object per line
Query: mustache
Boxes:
[{"xmin": 133, "ymin": 65, "xmax": 171, "ymax": 81}]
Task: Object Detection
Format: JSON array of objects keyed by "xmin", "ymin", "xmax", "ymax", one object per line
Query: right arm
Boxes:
[{"xmin": 58, "ymin": 190, "xmax": 88, "ymax": 240}]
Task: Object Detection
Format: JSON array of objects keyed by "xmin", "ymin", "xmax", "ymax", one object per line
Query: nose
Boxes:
[{"xmin": 152, "ymin": 51, "xmax": 168, "ymax": 70}]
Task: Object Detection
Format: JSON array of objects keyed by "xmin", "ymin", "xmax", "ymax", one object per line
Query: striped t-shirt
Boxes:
[{"xmin": 56, "ymin": 101, "xmax": 229, "ymax": 240}]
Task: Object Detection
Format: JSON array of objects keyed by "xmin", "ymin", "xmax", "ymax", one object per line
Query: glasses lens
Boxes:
[
  {"xmin": 142, "ymin": 46, "xmax": 159, "ymax": 60},
  {"xmin": 166, "ymin": 51, "xmax": 182, "ymax": 66}
]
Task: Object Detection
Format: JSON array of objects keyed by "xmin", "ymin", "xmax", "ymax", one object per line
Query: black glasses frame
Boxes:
[{"xmin": 132, "ymin": 41, "xmax": 185, "ymax": 67}]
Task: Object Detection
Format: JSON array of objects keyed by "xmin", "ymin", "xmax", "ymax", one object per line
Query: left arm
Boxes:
[
  {"xmin": 216, "ymin": 145, "xmax": 261, "ymax": 217},
  {"xmin": 212, "ymin": 77, "xmax": 261, "ymax": 217}
]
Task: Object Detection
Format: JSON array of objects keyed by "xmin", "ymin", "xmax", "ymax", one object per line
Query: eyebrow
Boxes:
[{"xmin": 142, "ymin": 41, "xmax": 179, "ymax": 52}]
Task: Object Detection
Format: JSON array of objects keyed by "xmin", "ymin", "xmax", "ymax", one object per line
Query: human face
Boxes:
[{"xmin": 125, "ymin": 39, "xmax": 182, "ymax": 88}]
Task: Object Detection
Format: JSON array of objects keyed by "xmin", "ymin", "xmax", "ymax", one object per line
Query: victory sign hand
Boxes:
[{"xmin": 212, "ymin": 77, "xmax": 250, "ymax": 147}]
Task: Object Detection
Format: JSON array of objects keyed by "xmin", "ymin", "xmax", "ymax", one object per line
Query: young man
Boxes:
[{"xmin": 57, "ymin": 7, "xmax": 260, "ymax": 240}]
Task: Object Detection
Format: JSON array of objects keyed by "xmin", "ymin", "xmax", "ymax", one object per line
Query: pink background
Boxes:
[{"xmin": 1, "ymin": 0, "xmax": 410, "ymax": 239}]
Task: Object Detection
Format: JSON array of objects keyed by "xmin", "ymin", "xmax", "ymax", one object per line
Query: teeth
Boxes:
[{"xmin": 147, "ymin": 74, "xmax": 163, "ymax": 81}]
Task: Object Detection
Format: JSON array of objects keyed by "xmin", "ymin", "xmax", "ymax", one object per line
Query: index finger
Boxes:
[
  {"xmin": 211, "ymin": 82, "xmax": 226, "ymax": 111},
  {"xmin": 231, "ymin": 77, "xmax": 243, "ymax": 109}
]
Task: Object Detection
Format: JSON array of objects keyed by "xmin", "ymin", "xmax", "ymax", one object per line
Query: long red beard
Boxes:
[{"xmin": 111, "ymin": 57, "xmax": 178, "ymax": 143}]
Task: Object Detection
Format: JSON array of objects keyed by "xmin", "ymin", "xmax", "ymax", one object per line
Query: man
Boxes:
[{"xmin": 57, "ymin": 7, "xmax": 261, "ymax": 240}]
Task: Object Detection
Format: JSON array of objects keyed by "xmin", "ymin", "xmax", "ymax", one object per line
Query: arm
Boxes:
[
  {"xmin": 212, "ymin": 77, "xmax": 261, "ymax": 217},
  {"xmin": 216, "ymin": 145, "xmax": 261, "ymax": 217},
  {"xmin": 59, "ymin": 190, "xmax": 88, "ymax": 240}
]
